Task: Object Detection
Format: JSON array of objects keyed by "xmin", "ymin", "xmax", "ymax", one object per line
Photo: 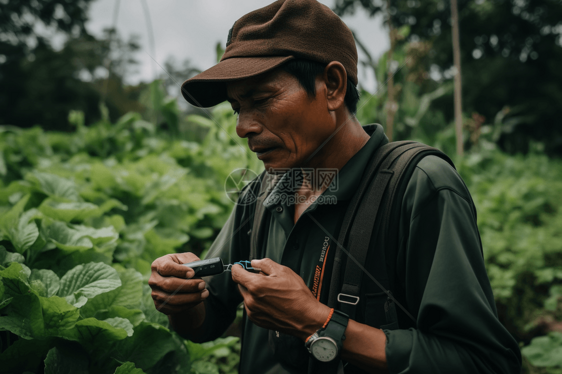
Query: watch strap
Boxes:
[
  {"xmin": 319, "ymin": 310, "xmax": 349, "ymax": 351},
  {"xmin": 330, "ymin": 310, "xmax": 349, "ymax": 330}
]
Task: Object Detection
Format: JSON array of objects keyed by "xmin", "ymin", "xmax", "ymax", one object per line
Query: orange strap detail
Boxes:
[
  {"xmin": 322, "ymin": 308, "xmax": 335, "ymax": 329},
  {"xmin": 305, "ymin": 308, "xmax": 334, "ymax": 343}
]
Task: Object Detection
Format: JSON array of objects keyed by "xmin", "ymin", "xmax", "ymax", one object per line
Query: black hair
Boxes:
[{"xmin": 280, "ymin": 59, "xmax": 360, "ymax": 115}]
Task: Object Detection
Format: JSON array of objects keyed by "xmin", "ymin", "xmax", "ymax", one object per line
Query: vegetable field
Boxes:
[
  {"xmin": 0, "ymin": 84, "xmax": 561, "ymax": 373},
  {"xmin": 0, "ymin": 92, "xmax": 256, "ymax": 374}
]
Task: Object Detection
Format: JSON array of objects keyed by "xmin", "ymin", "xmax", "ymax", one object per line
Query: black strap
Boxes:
[
  {"xmin": 330, "ymin": 142, "xmax": 455, "ymax": 327},
  {"xmin": 327, "ymin": 141, "xmax": 417, "ymax": 309},
  {"xmin": 338, "ymin": 143, "xmax": 425, "ymax": 320}
]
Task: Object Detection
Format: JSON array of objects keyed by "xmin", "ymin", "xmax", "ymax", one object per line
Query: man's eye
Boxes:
[{"xmin": 254, "ymin": 98, "xmax": 269, "ymax": 105}]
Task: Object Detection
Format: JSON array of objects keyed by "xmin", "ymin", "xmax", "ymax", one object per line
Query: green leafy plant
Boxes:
[
  {"xmin": 0, "ymin": 85, "xmax": 255, "ymax": 372},
  {"xmin": 1, "ymin": 70, "xmax": 561, "ymax": 373}
]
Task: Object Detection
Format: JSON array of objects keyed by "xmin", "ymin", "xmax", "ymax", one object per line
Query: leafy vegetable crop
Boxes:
[
  {"xmin": 0, "ymin": 92, "xmax": 252, "ymax": 373},
  {"xmin": 1, "ymin": 82, "xmax": 561, "ymax": 373}
]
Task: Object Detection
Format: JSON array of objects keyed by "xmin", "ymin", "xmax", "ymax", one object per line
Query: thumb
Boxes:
[
  {"xmin": 231, "ymin": 264, "xmax": 252, "ymax": 285},
  {"xmin": 251, "ymin": 258, "xmax": 277, "ymax": 276}
]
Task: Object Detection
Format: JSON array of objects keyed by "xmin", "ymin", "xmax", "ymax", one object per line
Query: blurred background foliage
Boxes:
[{"xmin": 0, "ymin": 0, "xmax": 562, "ymax": 373}]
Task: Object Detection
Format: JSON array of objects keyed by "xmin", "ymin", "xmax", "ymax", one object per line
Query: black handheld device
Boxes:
[
  {"xmin": 182, "ymin": 257, "xmax": 262, "ymax": 276},
  {"xmin": 182, "ymin": 257, "xmax": 224, "ymax": 276}
]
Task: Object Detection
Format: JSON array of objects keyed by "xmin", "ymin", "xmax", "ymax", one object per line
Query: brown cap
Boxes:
[{"xmin": 181, "ymin": 0, "xmax": 358, "ymax": 108}]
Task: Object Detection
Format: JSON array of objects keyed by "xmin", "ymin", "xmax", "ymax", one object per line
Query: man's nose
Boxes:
[{"xmin": 235, "ymin": 113, "xmax": 262, "ymax": 139}]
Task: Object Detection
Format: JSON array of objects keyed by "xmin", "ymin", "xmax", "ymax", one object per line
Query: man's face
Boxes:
[{"xmin": 226, "ymin": 68, "xmax": 334, "ymax": 171}]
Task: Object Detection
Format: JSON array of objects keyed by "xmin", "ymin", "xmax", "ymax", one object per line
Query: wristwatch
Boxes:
[{"xmin": 305, "ymin": 310, "xmax": 349, "ymax": 362}]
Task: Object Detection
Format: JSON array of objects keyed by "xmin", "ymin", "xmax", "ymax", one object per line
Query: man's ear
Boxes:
[{"xmin": 322, "ymin": 61, "xmax": 348, "ymax": 112}]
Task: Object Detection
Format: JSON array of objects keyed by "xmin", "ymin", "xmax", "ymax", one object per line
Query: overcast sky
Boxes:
[{"xmin": 87, "ymin": 0, "xmax": 389, "ymax": 93}]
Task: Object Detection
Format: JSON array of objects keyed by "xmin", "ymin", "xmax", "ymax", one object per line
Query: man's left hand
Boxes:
[{"xmin": 231, "ymin": 258, "xmax": 331, "ymax": 341}]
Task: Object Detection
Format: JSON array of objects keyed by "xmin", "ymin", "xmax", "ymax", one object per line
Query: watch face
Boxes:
[{"xmin": 311, "ymin": 337, "xmax": 338, "ymax": 362}]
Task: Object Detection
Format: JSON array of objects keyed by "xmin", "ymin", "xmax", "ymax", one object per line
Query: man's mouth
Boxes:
[{"xmin": 253, "ymin": 147, "xmax": 278, "ymax": 159}]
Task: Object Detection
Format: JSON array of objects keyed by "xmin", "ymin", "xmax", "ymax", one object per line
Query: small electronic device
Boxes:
[{"xmin": 182, "ymin": 257, "xmax": 261, "ymax": 276}]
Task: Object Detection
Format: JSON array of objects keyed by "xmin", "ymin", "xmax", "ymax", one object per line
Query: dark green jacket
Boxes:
[{"xmin": 193, "ymin": 124, "xmax": 521, "ymax": 373}]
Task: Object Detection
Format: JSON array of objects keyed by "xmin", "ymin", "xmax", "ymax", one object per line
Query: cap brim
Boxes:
[{"xmin": 180, "ymin": 55, "xmax": 295, "ymax": 108}]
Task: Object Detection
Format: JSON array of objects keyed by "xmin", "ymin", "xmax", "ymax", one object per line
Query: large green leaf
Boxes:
[
  {"xmin": 40, "ymin": 295, "xmax": 80, "ymax": 337},
  {"xmin": 0, "ymin": 195, "xmax": 39, "ymax": 254},
  {"xmin": 44, "ymin": 221, "xmax": 93, "ymax": 252},
  {"xmin": 72, "ymin": 224, "xmax": 119, "ymax": 246},
  {"xmin": 0, "ymin": 245, "xmax": 24, "ymax": 266},
  {"xmin": 114, "ymin": 362, "xmax": 147, "ymax": 374},
  {"xmin": 28, "ymin": 218, "xmax": 55, "ymax": 254},
  {"xmin": 0, "ymin": 264, "xmax": 84, "ymax": 339},
  {"xmin": 39, "ymin": 198, "xmax": 127, "ymax": 223},
  {"xmin": 58, "ymin": 262, "xmax": 121, "ymax": 307},
  {"xmin": 141, "ymin": 169, "xmax": 188, "ymax": 205},
  {"xmin": 0, "ymin": 180, "xmax": 33, "ymax": 205},
  {"xmin": 0, "ymin": 296, "xmax": 12, "ymax": 309},
  {"xmin": 81, "ymin": 268, "xmax": 143, "ymax": 316},
  {"xmin": 139, "ymin": 284, "xmax": 169, "ymax": 326},
  {"xmin": 44, "ymin": 346, "xmax": 89, "ymax": 374},
  {"xmin": 30, "ymin": 269, "xmax": 60, "ymax": 297},
  {"xmin": 0, "ymin": 262, "xmax": 32, "ymax": 296},
  {"xmin": 90, "ymin": 163, "xmax": 119, "ymax": 190},
  {"xmin": 0, "ymin": 264, "xmax": 45, "ymax": 338},
  {"xmin": 190, "ymin": 361, "xmax": 220, "ymax": 374},
  {"xmin": 99, "ymin": 198, "xmax": 128, "ymax": 213},
  {"xmin": 39, "ymin": 199, "xmax": 101, "ymax": 222},
  {"xmin": 61, "ymin": 317, "xmax": 133, "ymax": 347},
  {"xmin": 26, "ymin": 172, "xmax": 80, "ymax": 201},
  {"xmin": 111, "ymin": 322, "xmax": 179, "ymax": 371},
  {"xmin": 92, "ymin": 306, "xmax": 145, "ymax": 327},
  {"xmin": 31, "ymin": 245, "xmax": 114, "ymax": 279},
  {"xmin": 0, "ymin": 293, "xmax": 44, "ymax": 339},
  {"xmin": 186, "ymin": 336, "xmax": 239, "ymax": 362},
  {"xmin": 144, "ymin": 228, "xmax": 189, "ymax": 259},
  {"xmin": 522, "ymin": 332, "xmax": 562, "ymax": 367}
]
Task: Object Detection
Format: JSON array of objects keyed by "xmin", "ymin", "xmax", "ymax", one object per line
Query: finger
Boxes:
[
  {"xmin": 154, "ymin": 298, "xmax": 206, "ymax": 315},
  {"xmin": 153, "ymin": 302, "xmax": 187, "ymax": 315},
  {"xmin": 152, "ymin": 260, "xmax": 192, "ymax": 279},
  {"xmin": 151, "ymin": 289, "xmax": 209, "ymax": 306},
  {"xmin": 250, "ymin": 258, "xmax": 277, "ymax": 275},
  {"xmin": 151, "ymin": 253, "xmax": 201, "ymax": 278},
  {"xmin": 231, "ymin": 264, "xmax": 254, "ymax": 285},
  {"xmin": 149, "ymin": 273, "xmax": 206, "ymax": 293}
]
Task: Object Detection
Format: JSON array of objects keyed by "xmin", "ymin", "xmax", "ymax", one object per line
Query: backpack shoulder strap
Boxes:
[
  {"xmin": 327, "ymin": 141, "xmax": 419, "ymax": 309},
  {"xmin": 329, "ymin": 141, "xmax": 455, "ymax": 327},
  {"xmin": 333, "ymin": 142, "xmax": 425, "ymax": 321}
]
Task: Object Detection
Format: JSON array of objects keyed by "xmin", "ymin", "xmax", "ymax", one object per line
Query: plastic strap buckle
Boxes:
[{"xmin": 337, "ymin": 293, "xmax": 360, "ymax": 305}]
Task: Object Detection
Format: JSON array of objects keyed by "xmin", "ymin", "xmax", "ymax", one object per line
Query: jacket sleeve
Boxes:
[{"xmin": 384, "ymin": 156, "xmax": 521, "ymax": 374}]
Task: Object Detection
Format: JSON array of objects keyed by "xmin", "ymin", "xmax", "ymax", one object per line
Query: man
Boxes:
[{"xmin": 149, "ymin": 0, "xmax": 522, "ymax": 373}]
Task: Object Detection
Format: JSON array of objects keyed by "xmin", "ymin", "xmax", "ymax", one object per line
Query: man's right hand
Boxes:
[{"xmin": 149, "ymin": 252, "xmax": 210, "ymax": 315}]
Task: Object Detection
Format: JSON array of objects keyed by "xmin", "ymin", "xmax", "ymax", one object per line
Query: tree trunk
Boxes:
[
  {"xmin": 385, "ymin": 0, "xmax": 397, "ymax": 142},
  {"xmin": 451, "ymin": 0, "xmax": 464, "ymax": 156}
]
